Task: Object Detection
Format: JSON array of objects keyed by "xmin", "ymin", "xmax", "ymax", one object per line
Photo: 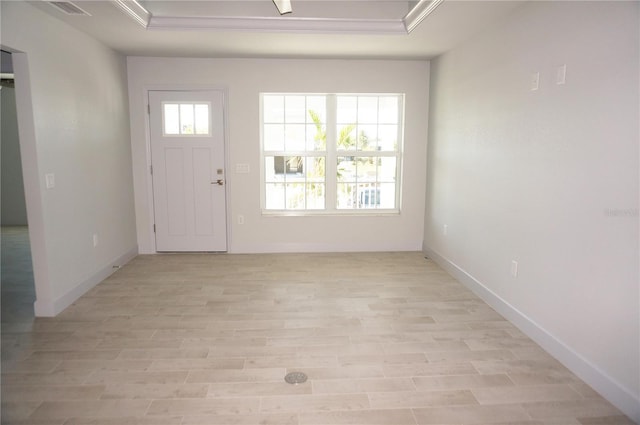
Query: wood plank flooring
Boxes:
[{"xmin": 1, "ymin": 230, "xmax": 633, "ymax": 424}]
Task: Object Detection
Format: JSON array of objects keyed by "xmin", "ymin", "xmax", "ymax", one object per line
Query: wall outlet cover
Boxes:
[
  {"xmin": 45, "ymin": 173, "xmax": 55, "ymax": 189},
  {"xmin": 531, "ymin": 72, "xmax": 540, "ymax": 91},
  {"xmin": 556, "ymin": 64, "xmax": 567, "ymax": 85}
]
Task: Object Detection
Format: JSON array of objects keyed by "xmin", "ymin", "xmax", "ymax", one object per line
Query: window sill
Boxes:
[{"xmin": 261, "ymin": 210, "xmax": 401, "ymax": 217}]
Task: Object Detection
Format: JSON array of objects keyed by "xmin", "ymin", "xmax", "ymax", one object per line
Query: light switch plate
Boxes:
[{"xmin": 236, "ymin": 163, "xmax": 250, "ymax": 174}]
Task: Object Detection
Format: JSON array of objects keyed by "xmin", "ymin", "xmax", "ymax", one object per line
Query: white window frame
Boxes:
[{"xmin": 260, "ymin": 93, "xmax": 404, "ymax": 215}]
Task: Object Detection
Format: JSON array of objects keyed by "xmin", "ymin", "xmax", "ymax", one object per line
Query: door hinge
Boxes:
[
  {"xmin": 150, "ymin": 165, "xmax": 153, "ymax": 175},
  {"xmin": 147, "ymin": 104, "xmax": 150, "ymax": 114},
  {"xmin": 153, "ymin": 224, "xmax": 156, "ymax": 233}
]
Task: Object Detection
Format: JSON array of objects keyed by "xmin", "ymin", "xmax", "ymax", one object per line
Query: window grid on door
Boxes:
[{"xmin": 162, "ymin": 102, "xmax": 211, "ymax": 136}]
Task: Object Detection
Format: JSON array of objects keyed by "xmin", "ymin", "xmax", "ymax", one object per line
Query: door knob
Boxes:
[{"xmin": 212, "ymin": 179, "xmax": 224, "ymax": 186}]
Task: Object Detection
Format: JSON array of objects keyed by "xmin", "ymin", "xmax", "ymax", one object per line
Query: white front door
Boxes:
[{"xmin": 149, "ymin": 90, "xmax": 227, "ymax": 252}]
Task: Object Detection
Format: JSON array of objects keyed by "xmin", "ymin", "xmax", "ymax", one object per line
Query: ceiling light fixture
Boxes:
[
  {"xmin": 403, "ymin": 0, "xmax": 445, "ymax": 33},
  {"xmin": 272, "ymin": 0, "xmax": 292, "ymax": 15}
]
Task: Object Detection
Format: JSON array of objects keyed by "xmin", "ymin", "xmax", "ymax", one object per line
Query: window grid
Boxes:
[
  {"xmin": 264, "ymin": 155, "xmax": 326, "ymax": 210},
  {"xmin": 162, "ymin": 102, "xmax": 211, "ymax": 136},
  {"xmin": 263, "ymin": 94, "xmax": 328, "ymax": 210},
  {"xmin": 261, "ymin": 93, "xmax": 403, "ymax": 213}
]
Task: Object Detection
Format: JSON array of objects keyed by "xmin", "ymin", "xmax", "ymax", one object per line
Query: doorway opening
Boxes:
[{"xmin": 1, "ymin": 49, "xmax": 36, "ymax": 325}]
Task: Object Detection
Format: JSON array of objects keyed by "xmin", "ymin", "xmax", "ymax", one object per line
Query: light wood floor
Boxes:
[{"xmin": 1, "ymin": 228, "xmax": 633, "ymax": 424}]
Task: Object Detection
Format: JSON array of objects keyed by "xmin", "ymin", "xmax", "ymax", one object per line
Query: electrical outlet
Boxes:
[
  {"xmin": 556, "ymin": 64, "xmax": 566, "ymax": 85},
  {"xmin": 443, "ymin": 224, "xmax": 448, "ymax": 236},
  {"xmin": 511, "ymin": 260, "xmax": 518, "ymax": 277},
  {"xmin": 238, "ymin": 215, "xmax": 245, "ymax": 225},
  {"xmin": 93, "ymin": 234, "xmax": 99, "ymax": 248},
  {"xmin": 531, "ymin": 72, "xmax": 540, "ymax": 91},
  {"xmin": 45, "ymin": 173, "xmax": 55, "ymax": 189}
]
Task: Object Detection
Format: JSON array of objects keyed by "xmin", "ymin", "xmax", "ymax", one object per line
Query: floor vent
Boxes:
[
  {"xmin": 48, "ymin": 1, "xmax": 91, "ymax": 16},
  {"xmin": 284, "ymin": 372, "xmax": 308, "ymax": 385}
]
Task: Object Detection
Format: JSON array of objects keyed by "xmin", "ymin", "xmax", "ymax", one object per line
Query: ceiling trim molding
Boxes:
[
  {"xmin": 147, "ymin": 15, "xmax": 408, "ymax": 34},
  {"xmin": 111, "ymin": 0, "xmax": 445, "ymax": 35},
  {"xmin": 403, "ymin": 0, "xmax": 446, "ymax": 33},
  {"xmin": 111, "ymin": 0, "xmax": 150, "ymax": 28}
]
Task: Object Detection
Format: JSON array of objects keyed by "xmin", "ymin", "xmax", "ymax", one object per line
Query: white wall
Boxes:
[
  {"xmin": 424, "ymin": 1, "xmax": 639, "ymax": 421},
  {"xmin": 1, "ymin": 1, "xmax": 138, "ymax": 315},
  {"xmin": 127, "ymin": 58, "xmax": 429, "ymax": 254},
  {"xmin": 1, "ymin": 85, "xmax": 28, "ymax": 226}
]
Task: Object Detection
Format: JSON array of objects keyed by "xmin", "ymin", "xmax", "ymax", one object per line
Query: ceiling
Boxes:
[{"xmin": 29, "ymin": 0, "xmax": 525, "ymax": 59}]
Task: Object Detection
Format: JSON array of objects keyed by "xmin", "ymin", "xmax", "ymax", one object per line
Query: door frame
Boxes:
[{"xmin": 143, "ymin": 85, "xmax": 231, "ymax": 253}]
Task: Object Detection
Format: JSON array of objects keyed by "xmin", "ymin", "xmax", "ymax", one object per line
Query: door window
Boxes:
[{"xmin": 162, "ymin": 103, "xmax": 210, "ymax": 136}]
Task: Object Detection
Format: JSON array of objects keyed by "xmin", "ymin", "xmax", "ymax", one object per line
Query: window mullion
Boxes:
[
  {"xmin": 395, "ymin": 151, "xmax": 401, "ymax": 212},
  {"xmin": 395, "ymin": 94, "xmax": 404, "ymax": 210},
  {"xmin": 325, "ymin": 94, "xmax": 337, "ymax": 211}
]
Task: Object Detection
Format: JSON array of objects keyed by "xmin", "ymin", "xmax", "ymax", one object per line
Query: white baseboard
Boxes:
[
  {"xmin": 34, "ymin": 246, "xmax": 138, "ymax": 317},
  {"xmin": 33, "ymin": 298, "xmax": 56, "ymax": 317},
  {"xmin": 230, "ymin": 241, "xmax": 422, "ymax": 254},
  {"xmin": 423, "ymin": 244, "xmax": 640, "ymax": 424}
]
